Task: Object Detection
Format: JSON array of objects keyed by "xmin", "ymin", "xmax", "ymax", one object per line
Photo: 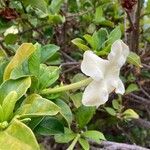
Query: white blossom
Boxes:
[{"xmin": 81, "ymin": 40, "xmax": 129, "ymax": 107}]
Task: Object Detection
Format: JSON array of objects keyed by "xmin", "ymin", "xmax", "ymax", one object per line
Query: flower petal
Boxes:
[
  {"xmin": 115, "ymin": 78, "xmax": 125, "ymax": 94},
  {"xmin": 82, "ymin": 80, "xmax": 109, "ymax": 107},
  {"xmin": 81, "ymin": 50, "xmax": 108, "ymax": 81},
  {"xmin": 108, "ymin": 40, "xmax": 129, "ymax": 67}
]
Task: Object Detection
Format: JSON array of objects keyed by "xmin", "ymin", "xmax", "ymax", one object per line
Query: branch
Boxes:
[{"xmin": 90, "ymin": 140, "xmax": 149, "ymax": 150}]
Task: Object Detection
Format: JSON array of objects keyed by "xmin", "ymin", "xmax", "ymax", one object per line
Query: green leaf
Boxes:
[
  {"xmin": 82, "ymin": 130, "xmax": 106, "ymax": 142},
  {"xmin": 0, "ymin": 60, "xmax": 8, "ymax": 85},
  {"xmin": 0, "ymin": 105, "xmax": 4, "ymax": 122},
  {"xmin": 4, "ymin": 34, "xmax": 18, "ymax": 45},
  {"xmin": 107, "ymin": 26, "xmax": 121, "ymax": 45},
  {"xmin": 105, "ymin": 107, "xmax": 116, "ymax": 116},
  {"xmin": 55, "ymin": 128, "xmax": 76, "ymax": 143},
  {"xmin": 35, "ymin": 116, "xmax": 64, "ymax": 135},
  {"xmin": 93, "ymin": 28, "xmax": 108, "ymax": 50},
  {"xmin": 4, "ymin": 43, "xmax": 35, "ymax": 80},
  {"xmin": 54, "ymin": 99, "xmax": 73, "ymax": 126},
  {"xmin": 0, "ymin": 77, "xmax": 31, "ymax": 104},
  {"xmin": 19, "ymin": 0, "xmax": 47, "ymax": 13},
  {"xmin": 0, "ymin": 119, "xmax": 39, "ymax": 150},
  {"xmin": 2, "ymin": 91, "xmax": 18, "ymax": 121},
  {"xmin": 112, "ymin": 99, "xmax": 120, "ymax": 110},
  {"xmin": 38, "ymin": 64, "xmax": 60, "ymax": 90},
  {"xmin": 94, "ymin": 6, "xmax": 105, "ymax": 23},
  {"xmin": 78, "ymin": 138, "xmax": 90, "ymax": 150},
  {"xmin": 72, "ymin": 38, "xmax": 90, "ymax": 51},
  {"xmin": 40, "ymin": 44, "xmax": 60, "ymax": 63},
  {"xmin": 127, "ymin": 52, "xmax": 142, "ymax": 67},
  {"xmin": 69, "ymin": 92, "xmax": 82, "ymax": 108},
  {"xmin": 125, "ymin": 83, "xmax": 139, "ymax": 94},
  {"xmin": 67, "ymin": 134, "xmax": 80, "ymax": 150},
  {"xmin": 123, "ymin": 109, "xmax": 139, "ymax": 120},
  {"xmin": 16, "ymin": 94, "xmax": 60, "ymax": 117},
  {"xmin": 28, "ymin": 46, "xmax": 41, "ymax": 77},
  {"xmin": 83, "ymin": 34, "xmax": 96, "ymax": 49},
  {"xmin": 75, "ymin": 105, "xmax": 95, "ymax": 128},
  {"xmin": 49, "ymin": 0, "xmax": 64, "ymax": 14}
]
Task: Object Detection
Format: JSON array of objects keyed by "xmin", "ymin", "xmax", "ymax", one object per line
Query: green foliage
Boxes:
[
  {"xmin": 34, "ymin": 116, "xmax": 64, "ymax": 135},
  {"xmin": 75, "ymin": 105, "xmax": 96, "ymax": 128},
  {"xmin": 0, "ymin": 119, "xmax": 40, "ymax": 150}
]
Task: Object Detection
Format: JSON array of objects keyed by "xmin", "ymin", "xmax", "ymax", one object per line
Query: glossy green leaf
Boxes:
[
  {"xmin": 16, "ymin": 94, "xmax": 60, "ymax": 117},
  {"xmin": 2, "ymin": 91, "xmax": 18, "ymax": 121},
  {"xmin": 40, "ymin": 44, "xmax": 60, "ymax": 63},
  {"xmin": 0, "ymin": 77, "xmax": 31, "ymax": 104},
  {"xmin": 4, "ymin": 43, "xmax": 35, "ymax": 80},
  {"xmin": 78, "ymin": 138, "xmax": 90, "ymax": 150},
  {"xmin": 82, "ymin": 130, "xmax": 106, "ymax": 142},
  {"xmin": 35, "ymin": 116, "xmax": 64, "ymax": 135},
  {"xmin": 0, "ymin": 119, "xmax": 39, "ymax": 150},
  {"xmin": 107, "ymin": 26, "xmax": 121, "ymax": 45},
  {"xmin": 127, "ymin": 52, "xmax": 142, "ymax": 67},
  {"xmin": 38, "ymin": 64, "xmax": 60, "ymax": 90},
  {"xmin": 72, "ymin": 38, "xmax": 90, "ymax": 51},
  {"xmin": 28, "ymin": 47, "xmax": 41, "ymax": 77},
  {"xmin": 75, "ymin": 105, "xmax": 95, "ymax": 128},
  {"xmin": 54, "ymin": 99, "xmax": 73, "ymax": 126}
]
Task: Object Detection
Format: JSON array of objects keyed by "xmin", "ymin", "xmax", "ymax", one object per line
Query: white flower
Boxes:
[
  {"xmin": 4, "ymin": 26, "xmax": 18, "ymax": 36},
  {"xmin": 81, "ymin": 40, "xmax": 129, "ymax": 107}
]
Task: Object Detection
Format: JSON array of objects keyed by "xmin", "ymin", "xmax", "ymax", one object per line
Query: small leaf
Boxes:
[
  {"xmin": 78, "ymin": 138, "xmax": 90, "ymax": 150},
  {"xmin": 38, "ymin": 64, "xmax": 60, "ymax": 90},
  {"xmin": 4, "ymin": 43, "xmax": 35, "ymax": 80},
  {"xmin": 54, "ymin": 128, "xmax": 76, "ymax": 143},
  {"xmin": 112, "ymin": 99, "xmax": 120, "ymax": 110},
  {"xmin": 123, "ymin": 109, "xmax": 139, "ymax": 120},
  {"xmin": 35, "ymin": 116, "xmax": 64, "ymax": 135},
  {"xmin": 94, "ymin": 6, "xmax": 105, "ymax": 23},
  {"xmin": 40, "ymin": 44, "xmax": 60, "ymax": 63},
  {"xmin": 82, "ymin": 130, "xmax": 106, "ymax": 142},
  {"xmin": 105, "ymin": 107, "xmax": 116, "ymax": 116},
  {"xmin": 127, "ymin": 52, "xmax": 142, "ymax": 67},
  {"xmin": 72, "ymin": 38, "xmax": 90, "ymax": 51},
  {"xmin": 125, "ymin": 83, "xmax": 139, "ymax": 94},
  {"xmin": 70, "ymin": 92, "xmax": 82, "ymax": 108},
  {"xmin": 75, "ymin": 105, "xmax": 96, "ymax": 128}
]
